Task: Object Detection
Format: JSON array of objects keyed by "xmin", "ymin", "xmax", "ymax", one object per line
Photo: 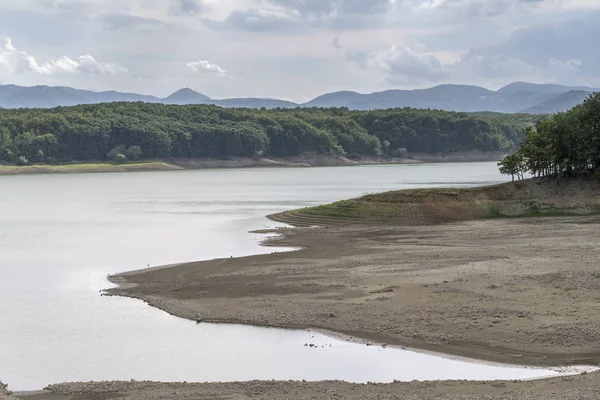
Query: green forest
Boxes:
[
  {"xmin": 0, "ymin": 102, "xmax": 536, "ymax": 165},
  {"xmin": 499, "ymin": 93, "xmax": 600, "ymax": 180}
]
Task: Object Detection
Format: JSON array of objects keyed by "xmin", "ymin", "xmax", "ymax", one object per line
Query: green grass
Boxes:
[
  {"xmin": 0, "ymin": 161, "xmax": 172, "ymax": 172},
  {"xmin": 291, "ymin": 199, "xmax": 413, "ymax": 221},
  {"xmin": 291, "ymin": 185, "xmax": 600, "ymax": 225}
]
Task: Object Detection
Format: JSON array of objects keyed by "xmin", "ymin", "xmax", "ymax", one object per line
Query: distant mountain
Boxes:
[
  {"xmin": 520, "ymin": 90, "xmax": 593, "ymax": 114},
  {"xmin": 0, "ymin": 84, "xmax": 159, "ymax": 108},
  {"xmin": 301, "ymin": 85, "xmax": 552, "ymax": 113},
  {"xmin": 210, "ymin": 98, "xmax": 298, "ymax": 109},
  {"xmin": 498, "ymin": 82, "xmax": 598, "ymax": 95},
  {"xmin": 163, "ymin": 88, "xmax": 210, "ymax": 105},
  {"xmin": 0, "ymin": 84, "xmax": 295, "ymax": 110},
  {"xmin": 303, "ymin": 83, "xmax": 598, "ymax": 113},
  {"xmin": 340, "ymin": 85, "xmax": 497, "ymax": 111},
  {"xmin": 0, "ymin": 82, "xmax": 597, "ymax": 113},
  {"xmin": 303, "ymin": 91, "xmax": 364, "ymax": 108}
]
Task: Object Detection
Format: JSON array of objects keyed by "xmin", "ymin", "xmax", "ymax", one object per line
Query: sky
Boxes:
[{"xmin": 0, "ymin": 0, "xmax": 599, "ymax": 102}]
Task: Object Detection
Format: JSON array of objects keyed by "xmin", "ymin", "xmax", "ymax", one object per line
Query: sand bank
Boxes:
[
  {"xmin": 105, "ymin": 211, "xmax": 600, "ymax": 367},
  {"xmin": 0, "ymin": 151, "xmax": 505, "ymax": 176},
  {"xmin": 13, "ymin": 373, "xmax": 600, "ymax": 400}
]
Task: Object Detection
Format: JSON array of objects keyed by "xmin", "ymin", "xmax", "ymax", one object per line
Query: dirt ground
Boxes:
[
  {"xmin": 10, "ymin": 372, "xmax": 600, "ymax": 400},
  {"xmin": 106, "ymin": 215, "xmax": 600, "ymax": 367}
]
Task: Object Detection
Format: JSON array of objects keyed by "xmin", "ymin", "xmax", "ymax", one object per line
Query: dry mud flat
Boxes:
[
  {"xmin": 11, "ymin": 373, "xmax": 600, "ymax": 400},
  {"xmin": 107, "ymin": 215, "xmax": 600, "ymax": 367}
]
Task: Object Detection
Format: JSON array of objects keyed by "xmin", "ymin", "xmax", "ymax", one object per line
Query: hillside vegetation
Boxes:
[
  {"xmin": 270, "ymin": 178, "xmax": 600, "ymax": 226},
  {"xmin": 0, "ymin": 103, "xmax": 533, "ymax": 166}
]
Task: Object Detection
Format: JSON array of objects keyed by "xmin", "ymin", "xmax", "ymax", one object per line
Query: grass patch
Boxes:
[
  {"xmin": 294, "ymin": 200, "xmax": 411, "ymax": 221},
  {"xmin": 289, "ymin": 181, "xmax": 600, "ymax": 225},
  {"xmin": 4, "ymin": 161, "xmax": 168, "ymax": 170},
  {"xmin": 0, "ymin": 161, "xmax": 175, "ymax": 175}
]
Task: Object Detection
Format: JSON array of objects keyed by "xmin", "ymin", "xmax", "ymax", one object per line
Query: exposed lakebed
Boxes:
[{"xmin": 0, "ymin": 163, "xmax": 584, "ymax": 391}]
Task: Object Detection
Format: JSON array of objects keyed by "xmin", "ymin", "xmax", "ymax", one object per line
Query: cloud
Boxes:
[
  {"xmin": 267, "ymin": 0, "xmax": 394, "ymax": 16},
  {"xmin": 419, "ymin": 0, "xmax": 549, "ymax": 17},
  {"xmin": 454, "ymin": 13, "xmax": 600, "ymax": 83},
  {"xmin": 0, "ymin": 38, "xmax": 127, "ymax": 75},
  {"xmin": 186, "ymin": 60, "xmax": 227, "ymax": 77},
  {"xmin": 100, "ymin": 13, "xmax": 169, "ymax": 30},
  {"xmin": 206, "ymin": 0, "xmax": 396, "ymax": 32},
  {"xmin": 348, "ymin": 45, "xmax": 447, "ymax": 84},
  {"xmin": 171, "ymin": 0, "xmax": 208, "ymax": 15},
  {"xmin": 341, "ymin": 8, "xmax": 600, "ymax": 89}
]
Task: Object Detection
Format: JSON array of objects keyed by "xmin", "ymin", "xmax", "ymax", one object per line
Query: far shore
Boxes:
[{"xmin": 0, "ymin": 151, "xmax": 506, "ymax": 176}]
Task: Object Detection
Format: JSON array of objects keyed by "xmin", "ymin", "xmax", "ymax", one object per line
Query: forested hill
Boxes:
[{"xmin": 0, "ymin": 103, "xmax": 536, "ymax": 165}]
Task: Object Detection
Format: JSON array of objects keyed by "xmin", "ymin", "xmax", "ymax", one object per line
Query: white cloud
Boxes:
[
  {"xmin": 206, "ymin": 0, "xmax": 396, "ymax": 31},
  {"xmin": 186, "ymin": 60, "xmax": 227, "ymax": 77},
  {"xmin": 0, "ymin": 38, "xmax": 126, "ymax": 75},
  {"xmin": 349, "ymin": 45, "xmax": 447, "ymax": 83}
]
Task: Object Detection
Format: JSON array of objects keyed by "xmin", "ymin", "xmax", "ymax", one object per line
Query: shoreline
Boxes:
[
  {"xmin": 9, "ymin": 372, "xmax": 600, "ymax": 400},
  {"xmin": 104, "ymin": 211, "xmax": 600, "ymax": 368},
  {"xmin": 0, "ymin": 151, "xmax": 505, "ymax": 176}
]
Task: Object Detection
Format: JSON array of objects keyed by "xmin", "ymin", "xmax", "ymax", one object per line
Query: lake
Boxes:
[{"xmin": 0, "ymin": 163, "xmax": 567, "ymax": 391}]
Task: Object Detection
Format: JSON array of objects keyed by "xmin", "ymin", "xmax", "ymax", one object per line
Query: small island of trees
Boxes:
[{"xmin": 498, "ymin": 92, "xmax": 600, "ymax": 180}]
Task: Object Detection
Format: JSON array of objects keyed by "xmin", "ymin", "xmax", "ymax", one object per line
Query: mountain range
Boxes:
[{"xmin": 0, "ymin": 82, "xmax": 597, "ymax": 114}]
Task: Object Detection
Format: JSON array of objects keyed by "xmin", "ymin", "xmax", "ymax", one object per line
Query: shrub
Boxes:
[
  {"xmin": 391, "ymin": 148, "xmax": 408, "ymax": 158},
  {"xmin": 107, "ymin": 145, "xmax": 126, "ymax": 161},
  {"xmin": 114, "ymin": 153, "xmax": 128, "ymax": 164},
  {"xmin": 16, "ymin": 155, "xmax": 28, "ymax": 165},
  {"xmin": 126, "ymin": 145, "xmax": 142, "ymax": 160}
]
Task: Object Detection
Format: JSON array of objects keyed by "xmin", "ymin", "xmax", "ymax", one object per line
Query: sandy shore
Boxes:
[
  {"xmin": 9, "ymin": 372, "xmax": 599, "ymax": 399},
  {"xmin": 106, "ymin": 215, "xmax": 600, "ymax": 367},
  {"xmin": 0, "ymin": 151, "xmax": 505, "ymax": 176}
]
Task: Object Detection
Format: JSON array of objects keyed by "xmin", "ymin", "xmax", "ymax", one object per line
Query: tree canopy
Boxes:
[
  {"xmin": 0, "ymin": 102, "xmax": 534, "ymax": 165},
  {"xmin": 498, "ymin": 92, "xmax": 600, "ymax": 179}
]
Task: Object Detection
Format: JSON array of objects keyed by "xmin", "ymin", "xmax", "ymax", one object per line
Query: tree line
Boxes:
[
  {"xmin": 498, "ymin": 93, "xmax": 600, "ymax": 180},
  {"xmin": 0, "ymin": 102, "xmax": 535, "ymax": 165}
]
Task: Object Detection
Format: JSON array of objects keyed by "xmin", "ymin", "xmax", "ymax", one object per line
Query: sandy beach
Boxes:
[
  {"xmin": 9, "ymin": 372, "xmax": 600, "ymax": 399},
  {"xmin": 105, "ymin": 215, "xmax": 600, "ymax": 367}
]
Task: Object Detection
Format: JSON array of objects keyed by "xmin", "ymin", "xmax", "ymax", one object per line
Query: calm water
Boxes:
[{"xmin": 0, "ymin": 163, "xmax": 567, "ymax": 391}]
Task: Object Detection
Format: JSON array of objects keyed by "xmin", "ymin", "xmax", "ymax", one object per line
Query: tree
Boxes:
[
  {"xmin": 498, "ymin": 153, "xmax": 525, "ymax": 181},
  {"xmin": 391, "ymin": 148, "xmax": 408, "ymax": 158},
  {"xmin": 382, "ymin": 140, "xmax": 391, "ymax": 154},
  {"xmin": 107, "ymin": 145, "xmax": 126, "ymax": 161},
  {"xmin": 497, "ymin": 92, "xmax": 600, "ymax": 179},
  {"xmin": 126, "ymin": 145, "xmax": 143, "ymax": 160},
  {"xmin": 115, "ymin": 153, "xmax": 128, "ymax": 164},
  {"xmin": 35, "ymin": 150, "xmax": 45, "ymax": 163}
]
